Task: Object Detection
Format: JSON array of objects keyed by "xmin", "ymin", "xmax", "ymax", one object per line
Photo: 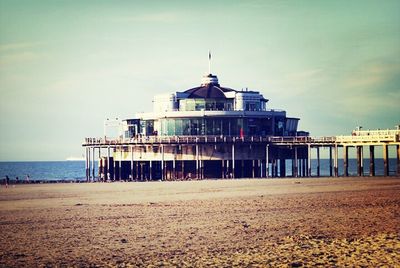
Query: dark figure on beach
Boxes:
[
  {"xmin": 16, "ymin": 177, "xmax": 19, "ymax": 184},
  {"xmin": 5, "ymin": 176, "xmax": 10, "ymax": 188}
]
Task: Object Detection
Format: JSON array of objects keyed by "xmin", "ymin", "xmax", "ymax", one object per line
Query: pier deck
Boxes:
[{"xmin": 82, "ymin": 129, "xmax": 400, "ymax": 181}]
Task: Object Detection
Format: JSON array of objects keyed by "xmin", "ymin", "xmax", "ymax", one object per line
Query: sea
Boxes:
[{"xmin": 0, "ymin": 159, "xmax": 398, "ymax": 183}]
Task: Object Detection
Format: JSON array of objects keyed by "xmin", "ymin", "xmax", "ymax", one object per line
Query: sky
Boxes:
[{"xmin": 0, "ymin": 0, "xmax": 399, "ymax": 161}]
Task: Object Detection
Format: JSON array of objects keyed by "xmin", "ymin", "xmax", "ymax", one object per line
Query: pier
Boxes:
[{"xmin": 83, "ymin": 128, "xmax": 400, "ymax": 181}]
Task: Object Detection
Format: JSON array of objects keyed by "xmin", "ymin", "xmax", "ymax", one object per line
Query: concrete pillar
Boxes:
[
  {"xmin": 161, "ymin": 145, "xmax": 164, "ymax": 180},
  {"xmin": 361, "ymin": 146, "xmax": 364, "ymax": 176},
  {"xmin": 294, "ymin": 147, "xmax": 298, "ymax": 178},
  {"xmin": 113, "ymin": 149, "xmax": 116, "ymax": 181},
  {"xmin": 107, "ymin": 147, "xmax": 110, "ymax": 181},
  {"xmin": 317, "ymin": 147, "xmax": 320, "ymax": 177},
  {"xmin": 200, "ymin": 160, "xmax": 204, "ymax": 179},
  {"xmin": 92, "ymin": 147, "xmax": 95, "ymax": 181},
  {"xmin": 222, "ymin": 160, "xmax": 225, "ymax": 178},
  {"xmin": 357, "ymin": 146, "xmax": 362, "ymax": 176},
  {"xmin": 98, "ymin": 148, "xmax": 101, "ymax": 179},
  {"xmin": 302, "ymin": 158, "xmax": 306, "ymax": 177},
  {"xmin": 149, "ymin": 161, "xmax": 152, "ymax": 180},
  {"xmin": 383, "ymin": 144, "xmax": 389, "ymax": 176},
  {"xmin": 252, "ymin": 160, "xmax": 255, "ymax": 178},
  {"xmin": 88, "ymin": 147, "xmax": 91, "ymax": 182},
  {"xmin": 232, "ymin": 144, "xmax": 235, "ymax": 178},
  {"xmin": 334, "ymin": 145, "xmax": 338, "ymax": 177},
  {"xmin": 271, "ymin": 159, "xmax": 275, "ymax": 177},
  {"xmin": 130, "ymin": 146, "xmax": 134, "ymax": 181},
  {"xmin": 280, "ymin": 158, "xmax": 286, "ymax": 177},
  {"xmin": 369, "ymin": 145, "xmax": 375, "ymax": 176},
  {"xmin": 227, "ymin": 159, "xmax": 230, "ymax": 178},
  {"xmin": 241, "ymin": 160, "xmax": 245, "ymax": 178},
  {"xmin": 397, "ymin": 145, "xmax": 400, "ymax": 176},
  {"xmin": 182, "ymin": 160, "xmax": 185, "ymax": 180},
  {"xmin": 85, "ymin": 147, "xmax": 89, "ymax": 181},
  {"xmin": 135, "ymin": 161, "xmax": 139, "ymax": 180},
  {"xmin": 329, "ymin": 146, "xmax": 333, "ymax": 177},
  {"xmin": 308, "ymin": 145, "xmax": 312, "ymax": 177},
  {"xmin": 119, "ymin": 147, "xmax": 122, "ymax": 181},
  {"xmin": 266, "ymin": 145, "xmax": 269, "ymax": 178},
  {"xmin": 173, "ymin": 152, "xmax": 176, "ymax": 180},
  {"xmin": 343, "ymin": 146, "xmax": 349, "ymax": 177},
  {"xmin": 196, "ymin": 144, "xmax": 199, "ymax": 179}
]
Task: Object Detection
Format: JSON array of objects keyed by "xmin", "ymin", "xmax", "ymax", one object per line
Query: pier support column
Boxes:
[
  {"xmin": 252, "ymin": 160, "xmax": 255, "ymax": 178},
  {"xmin": 113, "ymin": 149, "xmax": 116, "ymax": 181},
  {"xmin": 280, "ymin": 159, "xmax": 286, "ymax": 178},
  {"xmin": 266, "ymin": 145, "xmax": 269, "ymax": 178},
  {"xmin": 119, "ymin": 147, "xmax": 122, "ymax": 181},
  {"xmin": 334, "ymin": 145, "xmax": 338, "ymax": 177},
  {"xmin": 302, "ymin": 158, "xmax": 306, "ymax": 177},
  {"xmin": 181, "ymin": 161, "xmax": 185, "ymax": 180},
  {"xmin": 88, "ymin": 147, "xmax": 91, "ymax": 182},
  {"xmin": 383, "ymin": 144, "xmax": 389, "ymax": 176},
  {"xmin": 173, "ymin": 152, "xmax": 176, "ymax": 180},
  {"xmin": 241, "ymin": 160, "xmax": 245, "ymax": 178},
  {"xmin": 195, "ymin": 145, "xmax": 199, "ymax": 179},
  {"xmin": 232, "ymin": 144, "xmax": 235, "ymax": 179},
  {"xmin": 356, "ymin": 146, "xmax": 364, "ymax": 177},
  {"xmin": 107, "ymin": 147, "xmax": 110, "ymax": 181},
  {"xmin": 92, "ymin": 147, "xmax": 95, "ymax": 181},
  {"xmin": 161, "ymin": 145, "xmax": 164, "ymax": 181},
  {"xmin": 227, "ymin": 160, "xmax": 230, "ymax": 178},
  {"xmin": 85, "ymin": 147, "xmax": 89, "ymax": 181},
  {"xmin": 308, "ymin": 145, "xmax": 312, "ymax": 177},
  {"xmin": 149, "ymin": 161, "xmax": 152, "ymax": 180},
  {"xmin": 329, "ymin": 147, "xmax": 333, "ymax": 177},
  {"xmin": 222, "ymin": 160, "xmax": 225, "ymax": 179},
  {"xmin": 361, "ymin": 146, "xmax": 364, "ymax": 176},
  {"xmin": 369, "ymin": 145, "xmax": 375, "ymax": 176},
  {"xmin": 317, "ymin": 147, "xmax": 320, "ymax": 177},
  {"xmin": 397, "ymin": 145, "xmax": 400, "ymax": 176},
  {"xmin": 343, "ymin": 146, "xmax": 349, "ymax": 177},
  {"xmin": 294, "ymin": 147, "xmax": 298, "ymax": 178},
  {"xmin": 135, "ymin": 161, "xmax": 139, "ymax": 180},
  {"xmin": 130, "ymin": 146, "xmax": 134, "ymax": 181}
]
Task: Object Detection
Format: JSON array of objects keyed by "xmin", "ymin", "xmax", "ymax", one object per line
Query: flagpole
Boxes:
[{"xmin": 208, "ymin": 50, "xmax": 211, "ymax": 74}]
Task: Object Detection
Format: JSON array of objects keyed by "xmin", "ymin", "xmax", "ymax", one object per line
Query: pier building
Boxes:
[{"xmin": 84, "ymin": 70, "xmax": 308, "ymax": 181}]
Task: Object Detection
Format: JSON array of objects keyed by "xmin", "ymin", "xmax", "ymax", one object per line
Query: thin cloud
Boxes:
[
  {"xmin": 0, "ymin": 42, "xmax": 43, "ymax": 52},
  {"xmin": 0, "ymin": 51, "xmax": 40, "ymax": 67},
  {"xmin": 111, "ymin": 12, "xmax": 179, "ymax": 23},
  {"xmin": 343, "ymin": 61, "xmax": 400, "ymax": 89}
]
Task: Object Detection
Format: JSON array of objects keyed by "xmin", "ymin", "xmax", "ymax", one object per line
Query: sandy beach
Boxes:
[{"xmin": 0, "ymin": 177, "xmax": 399, "ymax": 267}]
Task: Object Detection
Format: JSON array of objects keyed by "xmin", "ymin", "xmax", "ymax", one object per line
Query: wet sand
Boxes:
[{"xmin": 0, "ymin": 177, "xmax": 399, "ymax": 267}]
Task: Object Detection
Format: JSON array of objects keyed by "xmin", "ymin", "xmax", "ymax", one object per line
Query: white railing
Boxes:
[
  {"xmin": 83, "ymin": 132, "xmax": 398, "ymax": 146},
  {"xmin": 352, "ymin": 129, "xmax": 400, "ymax": 136},
  {"xmin": 336, "ymin": 134, "xmax": 398, "ymax": 143}
]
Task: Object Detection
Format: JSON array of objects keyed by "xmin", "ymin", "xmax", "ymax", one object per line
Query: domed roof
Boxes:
[{"xmin": 183, "ymin": 74, "xmax": 236, "ymax": 99}]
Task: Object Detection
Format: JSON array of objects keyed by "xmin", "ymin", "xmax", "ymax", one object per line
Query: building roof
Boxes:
[
  {"xmin": 184, "ymin": 84, "xmax": 235, "ymax": 99},
  {"xmin": 182, "ymin": 73, "xmax": 236, "ymax": 99}
]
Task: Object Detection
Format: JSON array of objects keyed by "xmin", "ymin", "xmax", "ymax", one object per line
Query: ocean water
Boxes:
[
  {"xmin": 0, "ymin": 159, "xmax": 398, "ymax": 182},
  {"xmin": 0, "ymin": 161, "xmax": 96, "ymax": 182}
]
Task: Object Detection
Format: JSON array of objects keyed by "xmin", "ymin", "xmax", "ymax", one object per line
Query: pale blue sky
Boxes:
[{"xmin": 0, "ymin": 0, "xmax": 399, "ymax": 160}]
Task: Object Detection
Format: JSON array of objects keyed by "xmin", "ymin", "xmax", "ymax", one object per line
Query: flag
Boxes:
[{"xmin": 208, "ymin": 51, "xmax": 211, "ymax": 60}]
